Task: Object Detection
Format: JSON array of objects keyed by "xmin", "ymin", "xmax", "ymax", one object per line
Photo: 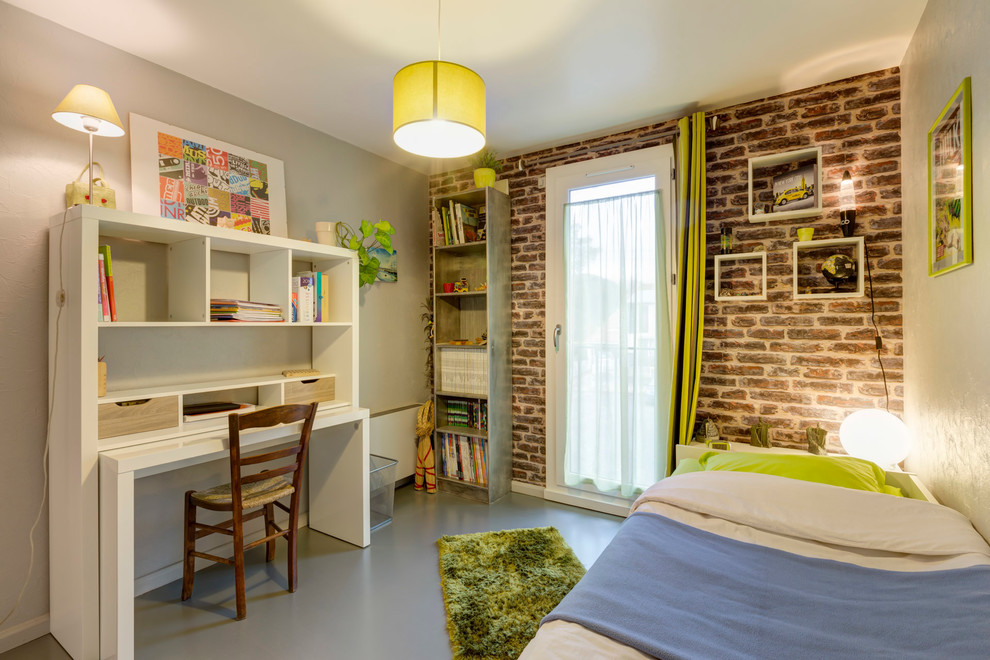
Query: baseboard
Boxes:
[
  {"xmin": 0, "ymin": 614, "xmax": 49, "ymax": 654},
  {"xmin": 510, "ymin": 480, "xmax": 546, "ymax": 498},
  {"xmin": 134, "ymin": 512, "xmax": 309, "ymax": 596}
]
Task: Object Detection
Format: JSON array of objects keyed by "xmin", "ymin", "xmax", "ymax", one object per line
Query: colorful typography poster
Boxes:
[{"xmin": 129, "ymin": 113, "xmax": 287, "ymax": 237}]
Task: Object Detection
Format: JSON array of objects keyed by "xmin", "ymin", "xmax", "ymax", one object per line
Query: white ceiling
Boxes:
[{"xmin": 13, "ymin": 0, "xmax": 928, "ymax": 174}]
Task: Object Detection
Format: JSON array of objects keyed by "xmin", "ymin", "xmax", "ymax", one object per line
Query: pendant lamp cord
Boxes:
[
  {"xmin": 437, "ymin": 0, "xmax": 442, "ymax": 61},
  {"xmin": 864, "ymin": 239, "xmax": 890, "ymax": 412}
]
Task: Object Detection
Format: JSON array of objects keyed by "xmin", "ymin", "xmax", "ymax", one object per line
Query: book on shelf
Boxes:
[
  {"xmin": 292, "ymin": 274, "xmax": 315, "ymax": 323},
  {"xmin": 461, "ymin": 205, "xmax": 480, "ymax": 242},
  {"xmin": 98, "ymin": 245, "xmax": 117, "ymax": 322},
  {"xmin": 437, "ymin": 431, "xmax": 488, "ymax": 486},
  {"xmin": 320, "ymin": 273, "xmax": 329, "ymax": 322},
  {"xmin": 438, "ymin": 347, "xmax": 489, "ymax": 395},
  {"xmin": 441, "ymin": 205, "xmax": 452, "ymax": 246},
  {"xmin": 314, "ymin": 271, "xmax": 322, "ymax": 323},
  {"xmin": 96, "ymin": 257, "xmax": 103, "ymax": 321},
  {"xmin": 97, "ymin": 253, "xmax": 110, "ymax": 322},
  {"xmin": 433, "ymin": 207, "xmax": 445, "ymax": 246},
  {"xmin": 210, "ymin": 299, "xmax": 284, "ymax": 322}
]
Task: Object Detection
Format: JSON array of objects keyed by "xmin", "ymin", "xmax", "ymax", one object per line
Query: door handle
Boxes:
[{"xmin": 553, "ymin": 324, "xmax": 562, "ymax": 352}]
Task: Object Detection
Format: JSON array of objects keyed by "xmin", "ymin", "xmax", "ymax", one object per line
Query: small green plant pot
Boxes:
[{"xmin": 473, "ymin": 168, "xmax": 496, "ymax": 188}]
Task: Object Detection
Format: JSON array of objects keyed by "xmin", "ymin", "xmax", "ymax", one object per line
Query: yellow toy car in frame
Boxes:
[{"xmin": 774, "ymin": 185, "xmax": 813, "ymax": 207}]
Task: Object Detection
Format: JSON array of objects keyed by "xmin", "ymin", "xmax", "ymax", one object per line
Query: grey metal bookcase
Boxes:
[{"xmin": 431, "ymin": 187, "xmax": 511, "ymax": 503}]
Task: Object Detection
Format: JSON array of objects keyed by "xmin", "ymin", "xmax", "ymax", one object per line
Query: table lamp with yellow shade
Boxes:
[{"xmin": 52, "ymin": 84, "xmax": 125, "ymax": 205}]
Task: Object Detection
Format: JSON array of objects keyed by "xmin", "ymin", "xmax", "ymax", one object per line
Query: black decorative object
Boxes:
[{"xmin": 821, "ymin": 254, "xmax": 858, "ymax": 289}]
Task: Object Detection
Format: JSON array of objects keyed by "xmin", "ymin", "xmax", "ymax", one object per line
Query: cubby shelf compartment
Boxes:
[
  {"xmin": 792, "ymin": 236, "xmax": 865, "ymax": 300},
  {"xmin": 714, "ymin": 252, "xmax": 768, "ymax": 301},
  {"xmin": 748, "ymin": 147, "xmax": 823, "ymax": 223}
]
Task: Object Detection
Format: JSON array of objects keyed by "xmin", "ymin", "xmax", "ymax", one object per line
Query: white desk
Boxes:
[{"xmin": 97, "ymin": 406, "xmax": 369, "ymax": 660}]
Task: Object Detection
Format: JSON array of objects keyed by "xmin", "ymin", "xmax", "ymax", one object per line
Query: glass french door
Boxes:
[{"xmin": 545, "ymin": 145, "xmax": 675, "ymax": 509}]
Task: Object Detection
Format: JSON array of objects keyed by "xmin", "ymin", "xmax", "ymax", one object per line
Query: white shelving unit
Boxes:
[
  {"xmin": 748, "ymin": 146, "xmax": 823, "ymax": 223},
  {"xmin": 714, "ymin": 251, "xmax": 768, "ymax": 301},
  {"xmin": 48, "ymin": 205, "xmax": 363, "ymax": 659},
  {"xmin": 792, "ymin": 236, "xmax": 865, "ymax": 299}
]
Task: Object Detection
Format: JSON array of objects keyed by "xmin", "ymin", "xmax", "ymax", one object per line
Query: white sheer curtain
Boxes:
[{"xmin": 563, "ymin": 190, "xmax": 672, "ymax": 497}]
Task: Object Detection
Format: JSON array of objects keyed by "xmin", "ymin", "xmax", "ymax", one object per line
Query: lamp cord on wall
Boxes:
[
  {"xmin": 0, "ymin": 208, "xmax": 66, "ymax": 629},
  {"xmin": 864, "ymin": 240, "xmax": 890, "ymax": 412}
]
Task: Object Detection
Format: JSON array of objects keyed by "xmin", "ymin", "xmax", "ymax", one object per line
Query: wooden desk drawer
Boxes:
[
  {"xmin": 284, "ymin": 377, "xmax": 335, "ymax": 405},
  {"xmin": 98, "ymin": 396, "xmax": 179, "ymax": 439}
]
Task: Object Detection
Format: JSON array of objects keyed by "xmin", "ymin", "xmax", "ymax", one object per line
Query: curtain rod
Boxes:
[{"xmin": 517, "ymin": 123, "xmax": 681, "ymax": 170}]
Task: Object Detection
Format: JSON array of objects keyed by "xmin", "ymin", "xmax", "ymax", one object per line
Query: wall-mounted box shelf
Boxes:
[
  {"xmin": 748, "ymin": 147, "xmax": 823, "ymax": 223},
  {"xmin": 714, "ymin": 251, "xmax": 768, "ymax": 301},
  {"xmin": 792, "ymin": 236, "xmax": 865, "ymax": 299}
]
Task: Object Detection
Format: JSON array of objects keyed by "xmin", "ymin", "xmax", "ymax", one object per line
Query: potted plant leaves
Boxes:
[
  {"xmin": 335, "ymin": 219, "xmax": 396, "ymax": 287},
  {"xmin": 470, "ymin": 149, "xmax": 503, "ymax": 188}
]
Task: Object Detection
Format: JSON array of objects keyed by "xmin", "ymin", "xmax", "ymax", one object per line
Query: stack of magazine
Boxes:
[{"xmin": 210, "ymin": 299, "xmax": 284, "ymax": 322}]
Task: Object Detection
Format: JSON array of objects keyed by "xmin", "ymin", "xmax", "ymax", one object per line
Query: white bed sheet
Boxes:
[{"xmin": 520, "ymin": 471, "xmax": 990, "ymax": 660}]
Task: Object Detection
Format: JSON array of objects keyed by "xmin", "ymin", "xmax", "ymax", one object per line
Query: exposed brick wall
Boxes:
[
  {"xmin": 429, "ymin": 67, "xmax": 902, "ymax": 485},
  {"xmin": 702, "ymin": 68, "xmax": 902, "ymax": 452}
]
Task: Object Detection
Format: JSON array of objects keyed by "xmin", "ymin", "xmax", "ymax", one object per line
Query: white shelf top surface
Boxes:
[
  {"xmin": 56, "ymin": 205, "xmax": 356, "ymax": 261},
  {"xmin": 99, "ymin": 321, "xmax": 352, "ymax": 328}
]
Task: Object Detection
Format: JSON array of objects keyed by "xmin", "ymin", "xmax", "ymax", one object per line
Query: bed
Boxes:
[{"xmin": 520, "ymin": 448, "xmax": 990, "ymax": 659}]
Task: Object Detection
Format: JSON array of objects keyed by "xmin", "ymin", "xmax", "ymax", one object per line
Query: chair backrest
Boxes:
[{"xmin": 226, "ymin": 403, "xmax": 319, "ymax": 512}]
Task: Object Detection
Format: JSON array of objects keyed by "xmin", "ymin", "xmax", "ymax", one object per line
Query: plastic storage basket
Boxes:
[{"xmin": 369, "ymin": 454, "xmax": 398, "ymax": 531}]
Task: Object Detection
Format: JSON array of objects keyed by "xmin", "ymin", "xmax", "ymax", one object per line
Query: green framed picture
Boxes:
[{"xmin": 928, "ymin": 77, "xmax": 973, "ymax": 277}]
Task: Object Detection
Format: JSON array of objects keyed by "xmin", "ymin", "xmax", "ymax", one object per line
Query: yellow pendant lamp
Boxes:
[{"xmin": 393, "ymin": 1, "xmax": 485, "ymax": 158}]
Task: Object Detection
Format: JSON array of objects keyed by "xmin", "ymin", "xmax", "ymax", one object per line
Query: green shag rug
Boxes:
[{"xmin": 437, "ymin": 526, "xmax": 586, "ymax": 660}]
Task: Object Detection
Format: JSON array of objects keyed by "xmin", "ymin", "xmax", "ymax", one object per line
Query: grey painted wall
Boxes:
[
  {"xmin": 901, "ymin": 0, "xmax": 990, "ymax": 540},
  {"xmin": 0, "ymin": 2, "xmax": 428, "ymax": 642}
]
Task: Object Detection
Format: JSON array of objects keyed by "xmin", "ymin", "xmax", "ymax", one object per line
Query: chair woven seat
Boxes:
[{"xmin": 191, "ymin": 476, "xmax": 294, "ymax": 509}]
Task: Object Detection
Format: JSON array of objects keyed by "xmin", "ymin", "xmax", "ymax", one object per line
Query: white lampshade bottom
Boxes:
[
  {"xmin": 394, "ymin": 120, "xmax": 485, "ymax": 158},
  {"xmin": 839, "ymin": 409, "xmax": 910, "ymax": 468}
]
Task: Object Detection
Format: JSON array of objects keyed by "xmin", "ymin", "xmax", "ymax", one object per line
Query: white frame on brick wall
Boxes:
[
  {"xmin": 747, "ymin": 147, "xmax": 823, "ymax": 223},
  {"xmin": 544, "ymin": 144, "xmax": 676, "ymax": 516},
  {"xmin": 792, "ymin": 236, "xmax": 865, "ymax": 299},
  {"xmin": 714, "ymin": 251, "xmax": 768, "ymax": 301}
]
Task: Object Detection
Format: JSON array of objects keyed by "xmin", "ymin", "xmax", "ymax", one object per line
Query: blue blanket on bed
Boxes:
[{"xmin": 543, "ymin": 512, "xmax": 990, "ymax": 659}]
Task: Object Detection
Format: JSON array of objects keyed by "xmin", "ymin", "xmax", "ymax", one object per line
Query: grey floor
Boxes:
[{"xmin": 4, "ymin": 485, "xmax": 622, "ymax": 659}]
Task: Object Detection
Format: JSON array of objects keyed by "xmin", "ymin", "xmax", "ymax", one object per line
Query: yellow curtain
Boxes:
[{"xmin": 667, "ymin": 112, "xmax": 707, "ymax": 472}]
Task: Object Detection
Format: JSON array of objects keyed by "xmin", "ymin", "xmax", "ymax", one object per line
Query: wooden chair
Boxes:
[{"xmin": 181, "ymin": 402, "xmax": 318, "ymax": 620}]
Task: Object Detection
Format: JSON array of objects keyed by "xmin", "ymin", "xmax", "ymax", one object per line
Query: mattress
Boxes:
[{"xmin": 520, "ymin": 470, "xmax": 990, "ymax": 659}]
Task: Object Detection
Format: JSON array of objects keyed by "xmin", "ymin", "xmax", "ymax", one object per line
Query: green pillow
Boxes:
[
  {"xmin": 697, "ymin": 451, "xmax": 902, "ymax": 497},
  {"xmin": 671, "ymin": 458, "xmax": 703, "ymax": 476}
]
